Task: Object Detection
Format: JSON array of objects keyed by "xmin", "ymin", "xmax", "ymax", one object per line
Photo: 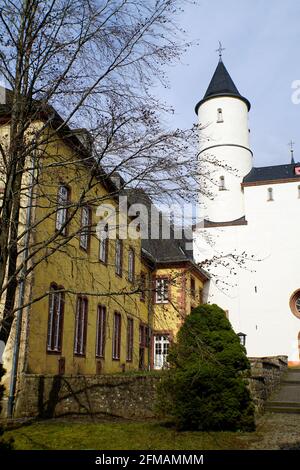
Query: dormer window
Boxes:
[
  {"xmin": 219, "ymin": 176, "xmax": 225, "ymax": 191},
  {"xmin": 267, "ymin": 188, "xmax": 273, "ymax": 201},
  {"xmin": 217, "ymin": 108, "xmax": 223, "ymax": 123}
]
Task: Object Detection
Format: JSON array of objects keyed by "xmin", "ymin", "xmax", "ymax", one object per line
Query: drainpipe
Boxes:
[{"xmin": 7, "ymin": 152, "xmax": 35, "ymax": 418}]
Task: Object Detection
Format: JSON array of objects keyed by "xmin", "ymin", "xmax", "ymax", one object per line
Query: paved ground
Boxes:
[
  {"xmin": 248, "ymin": 369, "xmax": 300, "ymax": 449},
  {"xmin": 247, "ymin": 412, "xmax": 300, "ymax": 449}
]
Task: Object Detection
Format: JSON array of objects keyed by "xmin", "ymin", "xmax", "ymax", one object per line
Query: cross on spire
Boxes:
[
  {"xmin": 216, "ymin": 41, "xmax": 225, "ymax": 61},
  {"xmin": 289, "ymin": 140, "xmax": 295, "ymax": 164}
]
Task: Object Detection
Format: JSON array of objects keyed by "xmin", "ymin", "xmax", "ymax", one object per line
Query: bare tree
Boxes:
[{"xmin": 0, "ymin": 0, "xmax": 208, "ymax": 348}]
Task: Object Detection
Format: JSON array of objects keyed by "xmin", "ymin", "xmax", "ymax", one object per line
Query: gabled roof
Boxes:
[
  {"xmin": 124, "ymin": 188, "xmax": 209, "ymax": 280},
  {"xmin": 243, "ymin": 163, "xmax": 300, "ymax": 185},
  {"xmin": 195, "ymin": 60, "xmax": 250, "ymax": 113}
]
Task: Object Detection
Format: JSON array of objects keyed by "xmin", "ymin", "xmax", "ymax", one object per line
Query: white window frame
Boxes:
[
  {"xmin": 155, "ymin": 278, "xmax": 169, "ymax": 304},
  {"xmin": 153, "ymin": 335, "xmax": 170, "ymax": 370}
]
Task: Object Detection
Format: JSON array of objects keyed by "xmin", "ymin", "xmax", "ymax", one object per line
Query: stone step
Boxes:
[
  {"xmin": 282, "ymin": 380, "xmax": 300, "ymax": 385},
  {"xmin": 283, "ymin": 375, "xmax": 300, "ymax": 381},
  {"xmin": 266, "ymin": 406, "xmax": 300, "ymax": 414},
  {"xmin": 270, "ymin": 384, "xmax": 300, "ymax": 402},
  {"xmin": 267, "ymin": 401, "xmax": 300, "ymax": 407}
]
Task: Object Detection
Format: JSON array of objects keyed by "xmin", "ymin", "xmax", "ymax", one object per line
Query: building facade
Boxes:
[
  {"xmin": 0, "ymin": 91, "xmax": 207, "ymax": 416},
  {"xmin": 194, "ymin": 58, "xmax": 300, "ymax": 364}
]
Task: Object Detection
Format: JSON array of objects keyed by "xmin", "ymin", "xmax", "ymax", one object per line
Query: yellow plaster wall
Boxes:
[
  {"xmin": 23, "ymin": 133, "xmax": 151, "ymax": 375},
  {"xmin": 153, "ymin": 267, "xmax": 204, "ymax": 340}
]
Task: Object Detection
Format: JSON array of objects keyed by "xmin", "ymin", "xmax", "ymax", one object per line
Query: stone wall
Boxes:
[
  {"xmin": 12, "ymin": 355, "xmax": 288, "ymax": 419},
  {"xmin": 248, "ymin": 356, "xmax": 288, "ymax": 413},
  {"xmin": 14, "ymin": 373, "xmax": 161, "ymax": 420}
]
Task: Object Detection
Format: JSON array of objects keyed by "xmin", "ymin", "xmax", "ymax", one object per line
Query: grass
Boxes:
[{"xmin": 3, "ymin": 419, "xmax": 259, "ymax": 450}]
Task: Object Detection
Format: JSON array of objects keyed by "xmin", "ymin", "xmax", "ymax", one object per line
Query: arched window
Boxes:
[
  {"xmin": 217, "ymin": 108, "xmax": 223, "ymax": 123},
  {"xmin": 267, "ymin": 187, "xmax": 273, "ymax": 201},
  {"xmin": 219, "ymin": 176, "xmax": 225, "ymax": 191}
]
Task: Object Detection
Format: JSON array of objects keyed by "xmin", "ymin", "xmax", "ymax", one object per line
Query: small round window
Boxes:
[{"xmin": 290, "ymin": 290, "xmax": 300, "ymax": 319}]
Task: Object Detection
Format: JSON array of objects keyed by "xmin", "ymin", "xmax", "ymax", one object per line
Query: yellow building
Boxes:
[
  {"xmin": 0, "ymin": 91, "xmax": 208, "ymax": 416},
  {"xmin": 141, "ymin": 237, "xmax": 208, "ymax": 370}
]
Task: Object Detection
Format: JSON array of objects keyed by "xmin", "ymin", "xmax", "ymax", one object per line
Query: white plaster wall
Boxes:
[
  {"xmin": 198, "ymin": 96, "xmax": 252, "ymax": 222},
  {"xmin": 194, "ymin": 180, "xmax": 300, "ymax": 361}
]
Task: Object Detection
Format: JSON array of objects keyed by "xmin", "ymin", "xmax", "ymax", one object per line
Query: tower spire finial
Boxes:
[
  {"xmin": 216, "ymin": 41, "xmax": 225, "ymax": 62},
  {"xmin": 289, "ymin": 140, "xmax": 295, "ymax": 164}
]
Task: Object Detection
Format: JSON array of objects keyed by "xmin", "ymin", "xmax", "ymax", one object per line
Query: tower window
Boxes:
[
  {"xmin": 267, "ymin": 188, "xmax": 273, "ymax": 201},
  {"xmin": 219, "ymin": 176, "xmax": 226, "ymax": 191},
  {"xmin": 217, "ymin": 108, "xmax": 223, "ymax": 123}
]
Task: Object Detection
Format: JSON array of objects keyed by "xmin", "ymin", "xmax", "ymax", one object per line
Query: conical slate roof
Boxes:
[{"xmin": 195, "ymin": 60, "xmax": 250, "ymax": 114}]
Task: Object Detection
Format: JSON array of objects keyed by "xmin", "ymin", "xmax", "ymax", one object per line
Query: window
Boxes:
[
  {"xmin": 191, "ymin": 277, "xmax": 196, "ymax": 299},
  {"xmin": 80, "ymin": 206, "xmax": 91, "ymax": 250},
  {"xmin": 217, "ymin": 108, "xmax": 223, "ymax": 123},
  {"xmin": 139, "ymin": 324, "xmax": 149, "ymax": 348},
  {"xmin": 140, "ymin": 273, "xmax": 146, "ymax": 301},
  {"xmin": 47, "ymin": 284, "xmax": 64, "ymax": 353},
  {"xmin": 198, "ymin": 288, "xmax": 203, "ymax": 304},
  {"xmin": 96, "ymin": 305, "xmax": 106, "ymax": 358},
  {"xmin": 112, "ymin": 312, "xmax": 121, "ymax": 360},
  {"xmin": 74, "ymin": 297, "xmax": 88, "ymax": 355},
  {"xmin": 298, "ymin": 185, "xmax": 300, "ymax": 199},
  {"xmin": 56, "ymin": 185, "xmax": 69, "ymax": 234},
  {"xmin": 99, "ymin": 224, "xmax": 108, "ymax": 264},
  {"xmin": 139, "ymin": 323, "xmax": 149, "ymax": 370},
  {"xmin": 128, "ymin": 248, "xmax": 135, "ymax": 283},
  {"xmin": 219, "ymin": 176, "xmax": 225, "ymax": 191},
  {"xmin": 115, "ymin": 239, "xmax": 123, "ymax": 276},
  {"xmin": 155, "ymin": 278, "xmax": 169, "ymax": 303},
  {"xmin": 290, "ymin": 290, "xmax": 300, "ymax": 320},
  {"xmin": 126, "ymin": 317, "xmax": 134, "ymax": 362},
  {"xmin": 153, "ymin": 335, "xmax": 170, "ymax": 370},
  {"xmin": 267, "ymin": 187, "xmax": 273, "ymax": 201}
]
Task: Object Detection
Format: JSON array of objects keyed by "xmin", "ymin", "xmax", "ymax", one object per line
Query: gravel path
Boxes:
[{"xmin": 247, "ymin": 412, "xmax": 300, "ymax": 450}]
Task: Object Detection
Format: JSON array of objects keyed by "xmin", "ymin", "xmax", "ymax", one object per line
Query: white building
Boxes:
[{"xmin": 193, "ymin": 57, "xmax": 300, "ymax": 364}]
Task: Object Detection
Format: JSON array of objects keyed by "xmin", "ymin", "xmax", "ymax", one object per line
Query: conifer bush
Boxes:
[{"xmin": 157, "ymin": 304, "xmax": 255, "ymax": 431}]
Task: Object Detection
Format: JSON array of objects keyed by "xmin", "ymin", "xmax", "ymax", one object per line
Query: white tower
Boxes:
[{"xmin": 196, "ymin": 56, "xmax": 252, "ymax": 223}]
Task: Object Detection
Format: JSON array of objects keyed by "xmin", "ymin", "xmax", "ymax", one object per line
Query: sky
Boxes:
[{"xmin": 157, "ymin": 0, "xmax": 300, "ymax": 167}]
